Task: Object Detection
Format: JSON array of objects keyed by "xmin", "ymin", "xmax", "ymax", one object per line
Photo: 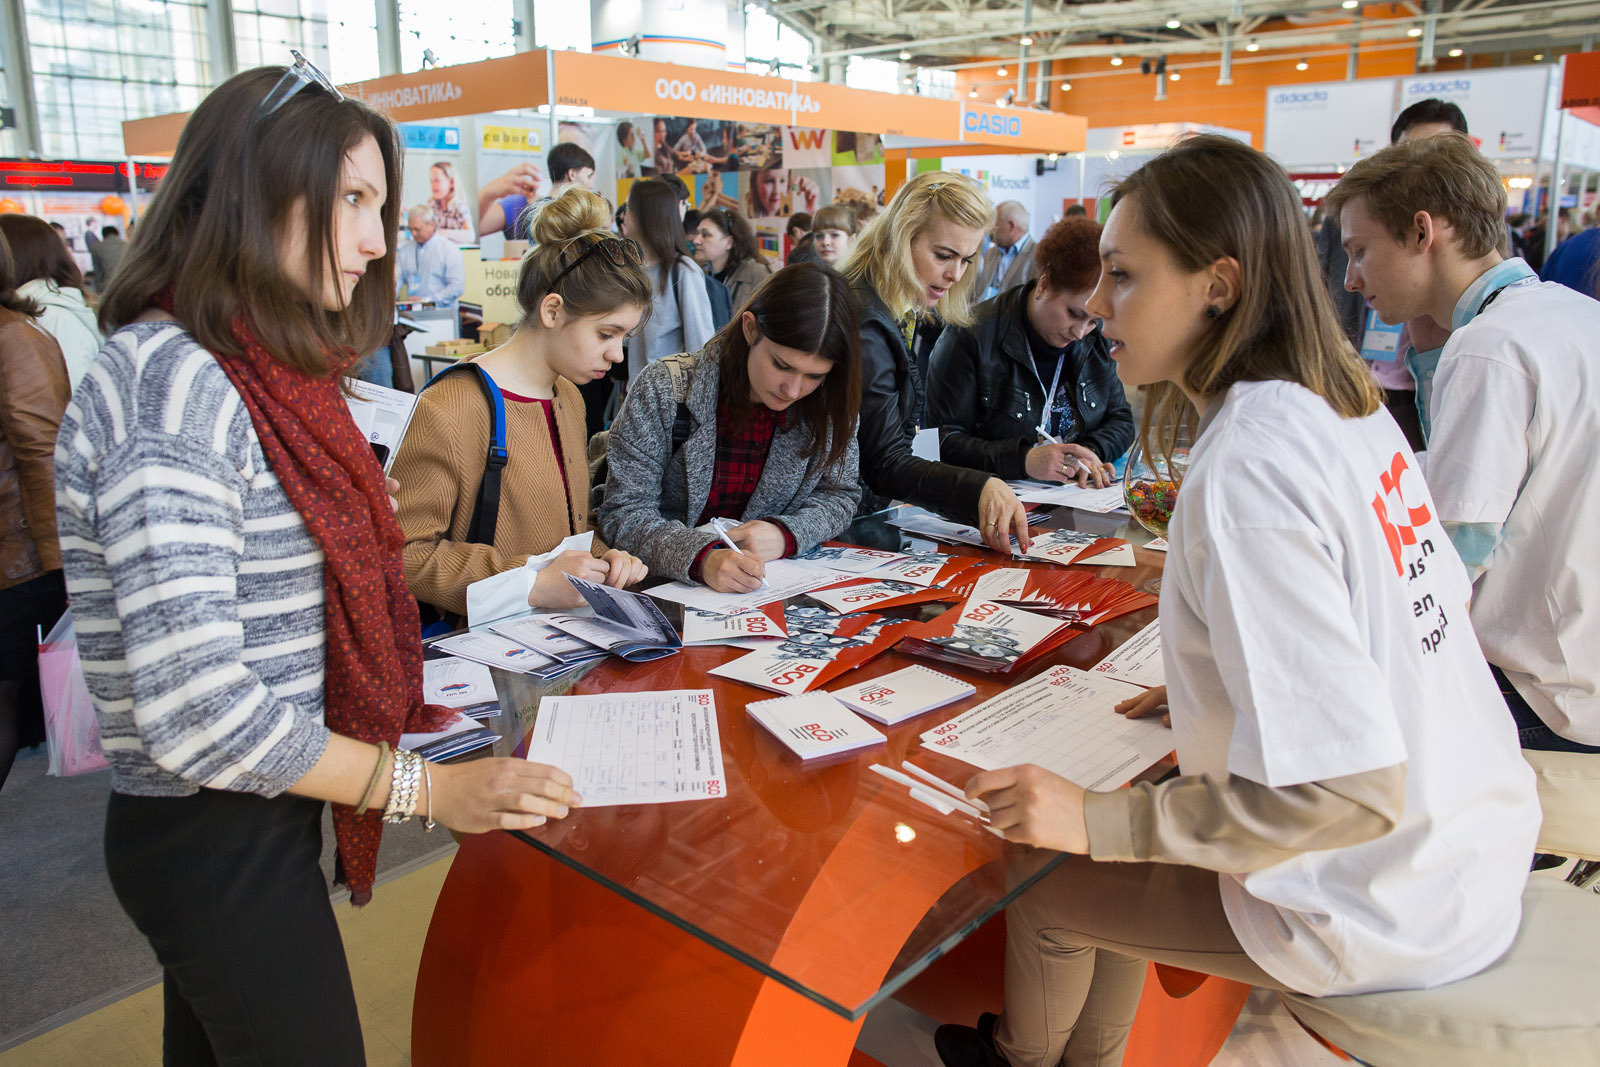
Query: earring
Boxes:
[{"xmin": 1205, "ymin": 305, "xmax": 1222, "ymax": 320}]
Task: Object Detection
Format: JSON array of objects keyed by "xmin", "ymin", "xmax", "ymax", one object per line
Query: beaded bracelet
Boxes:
[
  {"xmin": 356, "ymin": 741, "xmax": 390, "ymax": 815},
  {"xmin": 383, "ymin": 749, "xmax": 423, "ymax": 824}
]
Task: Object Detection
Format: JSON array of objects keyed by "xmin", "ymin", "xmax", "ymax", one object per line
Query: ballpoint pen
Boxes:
[{"xmin": 708, "ymin": 517, "xmax": 769, "ymax": 590}]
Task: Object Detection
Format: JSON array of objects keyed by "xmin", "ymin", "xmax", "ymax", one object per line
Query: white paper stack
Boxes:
[
  {"xmin": 831, "ymin": 666, "xmax": 977, "ymax": 725},
  {"xmin": 745, "ymin": 692, "xmax": 886, "ymax": 759}
]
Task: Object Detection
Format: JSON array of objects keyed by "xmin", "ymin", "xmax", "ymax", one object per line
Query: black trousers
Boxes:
[{"xmin": 105, "ymin": 789, "xmax": 365, "ymax": 1067}]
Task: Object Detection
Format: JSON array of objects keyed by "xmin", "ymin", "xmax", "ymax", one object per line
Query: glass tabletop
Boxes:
[{"xmin": 464, "ymin": 508, "xmax": 1168, "ymax": 1020}]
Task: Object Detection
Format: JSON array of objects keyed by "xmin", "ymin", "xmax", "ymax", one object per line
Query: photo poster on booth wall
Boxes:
[
  {"xmin": 399, "ymin": 123, "xmax": 475, "ymax": 250},
  {"xmin": 466, "ymin": 118, "xmax": 619, "ymax": 259}
]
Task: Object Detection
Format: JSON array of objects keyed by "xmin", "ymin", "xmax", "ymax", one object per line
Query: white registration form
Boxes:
[
  {"xmin": 1008, "ymin": 479, "xmax": 1128, "ymax": 513},
  {"xmin": 1089, "ymin": 620, "xmax": 1163, "ymax": 688},
  {"xmin": 920, "ymin": 665, "xmax": 1173, "ymax": 791},
  {"xmin": 646, "ymin": 558, "xmax": 859, "ymax": 613},
  {"xmin": 525, "ymin": 690, "xmax": 728, "ymax": 806}
]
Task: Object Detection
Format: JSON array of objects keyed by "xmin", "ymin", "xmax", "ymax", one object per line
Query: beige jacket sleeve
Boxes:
[
  {"xmin": 394, "ymin": 390, "xmax": 529, "ymax": 617},
  {"xmin": 1084, "ymin": 763, "xmax": 1406, "ymax": 874}
]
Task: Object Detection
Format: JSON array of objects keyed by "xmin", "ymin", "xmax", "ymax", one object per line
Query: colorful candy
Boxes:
[{"xmin": 1125, "ymin": 478, "xmax": 1180, "ymax": 536}]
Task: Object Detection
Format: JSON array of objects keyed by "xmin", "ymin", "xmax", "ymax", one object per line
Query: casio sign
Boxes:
[
  {"xmin": 1273, "ymin": 90, "xmax": 1329, "ymax": 105},
  {"xmin": 1409, "ymin": 79, "xmax": 1470, "ymax": 95},
  {"xmin": 965, "ymin": 111, "xmax": 1022, "ymax": 137}
]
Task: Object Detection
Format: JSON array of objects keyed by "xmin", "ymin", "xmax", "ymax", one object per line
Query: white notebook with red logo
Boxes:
[
  {"xmin": 831, "ymin": 665, "xmax": 978, "ymax": 725},
  {"xmin": 745, "ymin": 692, "xmax": 886, "ymax": 759}
]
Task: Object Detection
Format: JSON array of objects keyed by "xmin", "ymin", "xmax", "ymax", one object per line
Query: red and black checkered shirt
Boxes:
[{"xmin": 689, "ymin": 391, "xmax": 797, "ymax": 579}]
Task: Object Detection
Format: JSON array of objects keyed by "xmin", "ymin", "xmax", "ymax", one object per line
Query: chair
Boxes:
[
  {"xmin": 1524, "ymin": 748, "xmax": 1600, "ymax": 888},
  {"xmin": 1280, "ymin": 878, "xmax": 1600, "ymax": 1067}
]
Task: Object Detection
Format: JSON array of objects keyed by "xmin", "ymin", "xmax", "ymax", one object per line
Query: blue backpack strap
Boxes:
[{"xmin": 422, "ymin": 361, "xmax": 508, "ymax": 546}]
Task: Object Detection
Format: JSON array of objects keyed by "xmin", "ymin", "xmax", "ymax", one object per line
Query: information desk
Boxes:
[{"xmin": 412, "ymin": 514, "xmax": 1236, "ymax": 1065}]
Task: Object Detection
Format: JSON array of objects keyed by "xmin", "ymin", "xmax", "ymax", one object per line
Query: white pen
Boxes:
[
  {"xmin": 871, "ymin": 764, "xmax": 990, "ymax": 821},
  {"xmin": 708, "ymin": 517, "xmax": 769, "ymax": 590}
]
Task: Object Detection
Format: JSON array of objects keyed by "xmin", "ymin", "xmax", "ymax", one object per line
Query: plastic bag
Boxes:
[{"xmin": 38, "ymin": 610, "xmax": 109, "ymax": 777}]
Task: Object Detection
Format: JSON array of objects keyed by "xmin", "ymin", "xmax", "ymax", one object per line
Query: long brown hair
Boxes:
[
  {"xmin": 1110, "ymin": 134, "xmax": 1380, "ymax": 463},
  {"xmin": 0, "ymin": 214, "xmax": 86, "ymax": 294},
  {"xmin": 627, "ymin": 178, "xmax": 694, "ymax": 294},
  {"xmin": 0, "ymin": 230, "xmax": 43, "ymax": 317},
  {"xmin": 699, "ymin": 207, "xmax": 761, "ymax": 273},
  {"xmin": 713, "ymin": 262, "xmax": 860, "ymax": 473},
  {"xmin": 98, "ymin": 65, "xmax": 403, "ymax": 377}
]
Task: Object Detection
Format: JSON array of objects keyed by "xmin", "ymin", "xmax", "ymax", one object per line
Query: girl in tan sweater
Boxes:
[{"xmin": 394, "ymin": 189, "xmax": 651, "ymax": 619}]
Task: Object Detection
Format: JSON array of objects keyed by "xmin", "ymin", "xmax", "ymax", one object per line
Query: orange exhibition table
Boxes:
[{"xmin": 412, "ymin": 515, "xmax": 1251, "ymax": 1066}]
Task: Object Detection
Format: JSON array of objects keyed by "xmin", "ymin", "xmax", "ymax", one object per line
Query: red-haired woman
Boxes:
[{"xmin": 926, "ymin": 215, "xmax": 1133, "ymax": 488}]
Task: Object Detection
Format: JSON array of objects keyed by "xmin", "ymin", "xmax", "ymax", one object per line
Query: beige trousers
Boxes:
[{"xmin": 995, "ymin": 855, "xmax": 1291, "ymax": 1067}]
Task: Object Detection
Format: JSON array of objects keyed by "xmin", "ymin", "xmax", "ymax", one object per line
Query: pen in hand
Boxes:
[{"xmin": 708, "ymin": 518, "xmax": 770, "ymax": 590}]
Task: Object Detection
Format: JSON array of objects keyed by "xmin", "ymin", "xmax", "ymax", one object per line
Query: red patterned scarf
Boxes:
[{"xmin": 166, "ymin": 297, "xmax": 455, "ymax": 904}]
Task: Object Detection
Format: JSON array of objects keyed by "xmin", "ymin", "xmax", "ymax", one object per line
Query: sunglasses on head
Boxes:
[
  {"xmin": 549, "ymin": 237, "xmax": 642, "ymax": 290},
  {"xmin": 258, "ymin": 50, "xmax": 343, "ymax": 119}
]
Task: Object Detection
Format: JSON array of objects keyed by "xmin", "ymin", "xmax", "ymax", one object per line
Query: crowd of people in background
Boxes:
[{"xmin": 2, "ymin": 50, "xmax": 1599, "ymax": 1066}]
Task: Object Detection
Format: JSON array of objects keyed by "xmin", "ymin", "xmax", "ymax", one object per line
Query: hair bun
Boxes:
[{"xmin": 528, "ymin": 186, "xmax": 612, "ymax": 247}]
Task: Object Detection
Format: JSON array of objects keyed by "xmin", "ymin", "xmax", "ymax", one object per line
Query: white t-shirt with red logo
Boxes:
[{"xmin": 1161, "ymin": 379, "xmax": 1538, "ymax": 996}]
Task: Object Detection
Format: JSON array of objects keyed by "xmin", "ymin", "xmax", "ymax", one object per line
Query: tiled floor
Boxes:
[
  {"xmin": 9, "ymin": 855, "xmax": 1583, "ymax": 1066},
  {"xmin": 0, "ymin": 853, "xmax": 453, "ymax": 1067}
]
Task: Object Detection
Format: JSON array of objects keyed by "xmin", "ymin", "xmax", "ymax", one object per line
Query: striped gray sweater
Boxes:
[{"xmin": 54, "ymin": 322, "xmax": 330, "ymax": 797}]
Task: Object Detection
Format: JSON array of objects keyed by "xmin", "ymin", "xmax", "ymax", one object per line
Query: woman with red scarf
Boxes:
[{"xmin": 54, "ymin": 60, "xmax": 576, "ymax": 1065}]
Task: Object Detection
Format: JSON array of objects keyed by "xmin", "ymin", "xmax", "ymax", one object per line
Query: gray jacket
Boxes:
[{"xmin": 598, "ymin": 345, "xmax": 861, "ymax": 581}]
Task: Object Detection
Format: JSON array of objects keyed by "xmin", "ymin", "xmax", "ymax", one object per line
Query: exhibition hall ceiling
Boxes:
[{"xmin": 776, "ymin": 0, "xmax": 1600, "ymax": 75}]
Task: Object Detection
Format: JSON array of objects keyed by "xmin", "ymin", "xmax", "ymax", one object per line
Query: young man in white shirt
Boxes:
[{"xmin": 1328, "ymin": 133, "xmax": 1600, "ymax": 755}]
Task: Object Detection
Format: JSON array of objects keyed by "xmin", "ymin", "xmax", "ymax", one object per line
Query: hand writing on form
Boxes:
[{"xmin": 965, "ymin": 764, "xmax": 1090, "ymax": 854}]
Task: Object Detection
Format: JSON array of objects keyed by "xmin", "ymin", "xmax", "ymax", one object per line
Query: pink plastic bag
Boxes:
[{"xmin": 38, "ymin": 611, "xmax": 109, "ymax": 777}]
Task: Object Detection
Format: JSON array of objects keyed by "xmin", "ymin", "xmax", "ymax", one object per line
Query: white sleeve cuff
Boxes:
[{"xmin": 466, "ymin": 531, "xmax": 595, "ymax": 626}]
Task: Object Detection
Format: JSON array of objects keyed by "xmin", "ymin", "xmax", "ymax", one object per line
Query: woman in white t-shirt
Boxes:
[{"xmin": 933, "ymin": 135, "xmax": 1540, "ymax": 1067}]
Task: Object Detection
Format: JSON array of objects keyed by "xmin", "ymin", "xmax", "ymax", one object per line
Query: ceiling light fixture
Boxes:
[
  {"xmin": 969, "ymin": 87, "xmax": 979, "ymax": 97},
  {"xmin": 899, "ymin": 49, "xmax": 911, "ymax": 60},
  {"xmin": 1448, "ymin": 47, "xmax": 1463, "ymax": 57},
  {"xmin": 1111, "ymin": 53, "xmax": 1123, "ymax": 65},
  {"xmin": 1061, "ymin": 80, "xmax": 1072, "ymax": 90},
  {"xmin": 1165, "ymin": 17, "xmax": 1181, "ymax": 28},
  {"xmin": 1169, "ymin": 71, "xmax": 1180, "ymax": 80},
  {"xmin": 1245, "ymin": 39, "xmax": 1260, "ymax": 52},
  {"xmin": 1406, "ymin": 25, "xmax": 1422, "ymax": 37},
  {"xmin": 1341, "ymin": 0, "xmax": 1359, "ymax": 7},
  {"xmin": 1533, "ymin": 53, "xmax": 1545, "ymax": 60},
  {"xmin": 997, "ymin": 66, "xmax": 1008, "ymax": 76},
  {"xmin": 1020, "ymin": 35, "xmax": 1034, "ymax": 46},
  {"xmin": 1296, "ymin": 57, "xmax": 1309, "ymax": 70}
]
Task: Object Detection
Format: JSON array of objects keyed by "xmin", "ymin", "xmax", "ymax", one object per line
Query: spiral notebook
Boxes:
[
  {"xmin": 831, "ymin": 665, "xmax": 978, "ymax": 725},
  {"xmin": 745, "ymin": 692, "xmax": 886, "ymax": 760}
]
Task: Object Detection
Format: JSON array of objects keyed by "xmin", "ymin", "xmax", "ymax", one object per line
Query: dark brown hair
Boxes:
[
  {"xmin": 1034, "ymin": 215, "xmax": 1102, "ymax": 293},
  {"xmin": 699, "ymin": 207, "xmax": 761, "ymax": 273},
  {"xmin": 1324, "ymin": 132, "xmax": 1506, "ymax": 261},
  {"xmin": 516, "ymin": 186, "xmax": 652, "ymax": 325},
  {"xmin": 0, "ymin": 214, "xmax": 86, "ymax": 294},
  {"xmin": 98, "ymin": 65, "xmax": 403, "ymax": 377},
  {"xmin": 627, "ymin": 178, "xmax": 695, "ymax": 294},
  {"xmin": 0, "ymin": 230, "xmax": 43, "ymax": 317},
  {"xmin": 1112, "ymin": 135, "xmax": 1379, "ymax": 464},
  {"xmin": 713, "ymin": 262, "xmax": 860, "ymax": 473}
]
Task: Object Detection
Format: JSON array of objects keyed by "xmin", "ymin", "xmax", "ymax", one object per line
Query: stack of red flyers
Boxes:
[
  {"xmin": 855, "ymin": 551, "xmax": 981, "ymax": 588},
  {"xmin": 898, "ymin": 599, "xmax": 1078, "ymax": 674},
  {"xmin": 949, "ymin": 566, "xmax": 1157, "ymax": 627},
  {"xmin": 708, "ymin": 609, "xmax": 917, "ymax": 696},
  {"xmin": 1020, "ymin": 528, "xmax": 1132, "ymax": 567},
  {"xmin": 799, "ymin": 550, "xmax": 982, "ymax": 616}
]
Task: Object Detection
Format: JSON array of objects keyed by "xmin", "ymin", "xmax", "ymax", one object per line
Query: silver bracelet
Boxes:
[
  {"xmin": 421, "ymin": 758, "xmax": 436, "ymax": 832},
  {"xmin": 383, "ymin": 749, "xmax": 422, "ymax": 824}
]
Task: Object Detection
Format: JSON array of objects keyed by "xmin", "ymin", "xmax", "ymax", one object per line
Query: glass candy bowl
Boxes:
[{"xmin": 1122, "ymin": 433, "xmax": 1190, "ymax": 538}]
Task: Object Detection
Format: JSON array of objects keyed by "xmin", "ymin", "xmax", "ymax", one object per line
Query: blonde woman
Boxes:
[{"xmin": 839, "ymin": 172, "xmax": 1030, "ymax": 553}]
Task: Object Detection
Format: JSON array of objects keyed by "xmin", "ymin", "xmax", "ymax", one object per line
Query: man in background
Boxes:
[
  {"xmin": 89, "ymin": 224, "xmax": 127, "ymax": 289},
  {"xmin": 396, "ymin": 206, "xmax": 465, "ymax": 313},
  {"xmin": 975, "ymin": 201, "xmax": 1037, "ymax": 300},
  {"xmin": 1319, "ymin": 97, "xmax": 1469, "ymax": 452}
]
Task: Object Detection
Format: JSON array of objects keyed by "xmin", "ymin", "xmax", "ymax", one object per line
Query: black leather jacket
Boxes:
[
  {"xmin": 853, "ymin": 280, "xmax": 990, "ymax": 523},
  {"xmin": 926, "ymin": 282, "xmax": 1134, "ymax": 481}
]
